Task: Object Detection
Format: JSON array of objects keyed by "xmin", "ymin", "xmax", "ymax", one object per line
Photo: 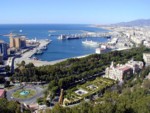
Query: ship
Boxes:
[
  {"xmin": 82, "ymin": 39, "xmax": 99, "ymax": 47},
  {"xmin": 66, "ymin": 34, "xmax": 80, "ymax": 40},
  {"xmin": 58, "ymin": 34, "xmax": 80, "ymax": 40},
  {"xmin": 58, "ymin": 35, "xmax": 66, "ymax": 40}
]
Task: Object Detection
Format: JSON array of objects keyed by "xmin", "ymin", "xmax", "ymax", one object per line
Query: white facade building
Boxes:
[
  {"xmin": 143, "ymin": 53, "xmax": 150, "ymax": 66},
  {"xmin": 105, "ymin": 59, "xmax": 143, "ymax": 82}
]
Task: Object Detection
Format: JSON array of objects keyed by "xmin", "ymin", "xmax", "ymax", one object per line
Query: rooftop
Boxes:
[
  {"xmin": 117, "ymin": 66, "xmax": 131, "ymax": 71},
  {"xmin": 0, "ymin": 89, "xmax": 5, "ymax": 97},
  {"xmin": 0, "ymin": 40, "xmax": 4, "ymax": 43},
  {"xmin": 143, "ymin": 53, "xmax": 150, "ymax": 56}
]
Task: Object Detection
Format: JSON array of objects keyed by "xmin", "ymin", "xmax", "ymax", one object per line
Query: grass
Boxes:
[
  {"xmin": 13, "ymin": 89, "xmax": 36, "ymax": 99},
  {"xmin": 64, "ymin": 77, "xmax": 115, "ymax": 105}
]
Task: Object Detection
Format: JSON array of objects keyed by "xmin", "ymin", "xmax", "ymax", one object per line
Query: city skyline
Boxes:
[{"xmin": 0, "ymin": 0, "xmax": 150, "ymax": 24}]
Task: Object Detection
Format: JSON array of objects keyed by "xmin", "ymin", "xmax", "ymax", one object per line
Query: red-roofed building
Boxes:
[
  {"xmin": 0, "ymin": 89, "xmax": 5, "ymax": 98},
  {"xmin": 105, "ymin": 59, "xmax": 143, "ymax": 82}
]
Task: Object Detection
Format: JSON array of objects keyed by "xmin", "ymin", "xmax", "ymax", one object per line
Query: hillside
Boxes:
[{"xmin": 111, "ymin": 19, "xmax": 150, "ymax": 26}]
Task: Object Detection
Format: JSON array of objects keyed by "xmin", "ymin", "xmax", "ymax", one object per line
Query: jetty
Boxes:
[{"xmin": 14, "ymin": 39, "xmax": 51, "ymax": 68}]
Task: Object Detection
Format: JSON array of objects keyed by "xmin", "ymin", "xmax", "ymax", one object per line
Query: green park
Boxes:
[{"xmin": 12, "ymin": 88, "xmax": 36, "ymax": 99}]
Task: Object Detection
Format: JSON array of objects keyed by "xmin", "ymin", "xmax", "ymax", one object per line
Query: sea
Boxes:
[{"xmin": 0, "ymin": 24, "xmax": 108, "ymax": 61}]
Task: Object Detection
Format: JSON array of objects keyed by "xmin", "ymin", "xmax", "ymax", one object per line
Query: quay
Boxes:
[
  {"xmin": 13, "ymin": 39, "xmax": 51, "ymax": 68},
  {"xmin": 55, "ymin": 32, "xmax": 111, "ymax": 40}
]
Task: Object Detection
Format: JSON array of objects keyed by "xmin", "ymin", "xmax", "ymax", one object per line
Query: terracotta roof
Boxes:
[
  {"xmin": 117, "ymin": 66, "xmax": 131, "ymax": 71},
  {"xmin": 0, "ymin": 89, "xmax": 5, "ymax": 97}
]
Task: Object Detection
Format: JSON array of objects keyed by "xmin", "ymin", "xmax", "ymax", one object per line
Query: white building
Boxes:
[
  {"xmin": 143, "ymin": 53, "xmax": 150, "ymax": 66},
  {"xmin": 105, "ymin": 59, "xmax": 143, "ymax": 82}
]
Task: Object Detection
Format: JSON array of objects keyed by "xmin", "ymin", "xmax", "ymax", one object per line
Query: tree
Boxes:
[
  {"xmin": 5, "ymin": 65, "xmax": 10, "ymax": 73},
  {"xmin": 4, "ymin": 81, "xmax": 10, "ymax": 87},
  {"xmin": 21, "ymin": 60, "xmax": 26, "ymax": 67},
  {"xmin": 7, "ymin": 101, "xmax": 18, "ymax": 113},
  {"xmin": 143, "ymin": 79, "xmax": 150, "ymax": 89}
]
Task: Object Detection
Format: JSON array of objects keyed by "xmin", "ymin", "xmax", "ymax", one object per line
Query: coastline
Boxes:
[
  {"xmin": 15, "ymin": 54, "xmax": 91, "ymax": 67},
  {"xmin": 14, "ymin": 39, "xmax": 92, "ymax": 67}
]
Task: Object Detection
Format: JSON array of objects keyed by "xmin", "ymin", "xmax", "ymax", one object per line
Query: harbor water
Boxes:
[{"xmin": 0, "ymin": 24, "xmax": 108, "ymax": 61}]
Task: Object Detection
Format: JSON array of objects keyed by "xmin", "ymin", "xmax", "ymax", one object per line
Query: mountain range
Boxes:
[{"xmin": 111, "ymin": 19, "xmax": 150, "ymax": 26}]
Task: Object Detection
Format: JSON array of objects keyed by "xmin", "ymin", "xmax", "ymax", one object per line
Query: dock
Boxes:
[{"xmin": 14, "ymin": 39, "xmax": 51, "ymax": 68}]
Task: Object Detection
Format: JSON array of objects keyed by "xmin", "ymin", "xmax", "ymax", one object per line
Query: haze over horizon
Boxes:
[{"xmin": 0, "ymin": 0, "xmax": 150, "ymax": 24}]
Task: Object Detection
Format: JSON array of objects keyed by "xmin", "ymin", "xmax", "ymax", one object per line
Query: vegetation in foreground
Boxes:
[
  {"xmin": 64, "ymin": 77, "xmax": 114, "ymax": 105},
  {"xmin": 12, "ymin": 47, "xmax": 150, "ymax": 95},
  {"xmin": 40, "ymin": 66, "xmax": 150, "ymax": 113},
  {"xmin": 5, "ymin": 46, "xmax": 150, "ymax": 113},
  {"xmin": 0, "ymin": 98, "xmax": 30, "ymax": 113}
]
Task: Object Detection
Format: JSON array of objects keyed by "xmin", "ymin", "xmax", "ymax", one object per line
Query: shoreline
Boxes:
[
  {"xmin": 15, "ymin": 54, "xmax": 92, "ymax": 67},
  {"xmin": 14, "ymin": 39, "xmax": 92, "ymax": 67}
]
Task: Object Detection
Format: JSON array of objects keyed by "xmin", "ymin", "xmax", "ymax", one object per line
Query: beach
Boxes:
[{"xmin": 15, "ymin": 53, "xmax": 91, "ymax": 67}]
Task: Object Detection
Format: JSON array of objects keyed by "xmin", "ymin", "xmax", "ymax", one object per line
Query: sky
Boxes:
[{"xmin": 0, "ymin": 0, "xmax": 150, "ymax": 24}]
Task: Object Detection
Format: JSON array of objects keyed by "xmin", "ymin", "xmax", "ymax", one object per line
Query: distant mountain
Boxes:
[{"xmin": 111, "ymin": 19, "xmax": 150, "ymax": 26}]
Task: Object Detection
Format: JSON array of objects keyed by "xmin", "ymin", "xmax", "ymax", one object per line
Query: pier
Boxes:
[
  {"xmin": 14, "ymin": 39, "xmax": 51, "ymax": 68},
  {"xmin": 53, "ymin": 32, "xmax": 111, "ymax": 40}
]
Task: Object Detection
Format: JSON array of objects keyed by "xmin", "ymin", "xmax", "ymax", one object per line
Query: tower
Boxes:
[
  {"xmin": 58, "ymin": 89, "xmax": 64, "ymax": 105},
  {"xmin": 110, "ymin": 61, "xmax": 114, "ymax": 68},
  {"xmin": 0, "ymin": 40, "xmax": 8, "ymax": 59},
  {"xmin": 14, "ymin": 37, "xmax": 21, "ymax": 49},
  {"xmin": 9, "ymin": 33, "xmax": 15, "ymax": 48}
]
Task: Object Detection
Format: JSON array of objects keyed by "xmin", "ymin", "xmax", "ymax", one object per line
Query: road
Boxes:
[{"xmin": 6, "ymin": 85, "xmax": 45, "ymax": 105}]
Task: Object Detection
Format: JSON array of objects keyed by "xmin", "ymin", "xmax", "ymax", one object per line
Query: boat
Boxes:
[
  {"xmin": 66, "ymin": 35, "xmax": 80, "ymax": 40},
  {"xmin": 58, "ymin": 35, "xmax": 66, "ymax": 40},
  {"xmin": 45, "ymin": 39, "xmax": 52, "ymax": 43},
  {"xmin": 32, "ymin": 57, "xmax": 39, "ymax": 60},
  {"xmin": 35, "ymin": 49, "xmax": 43, "ymax": 55},
  {"xmin": 40, "ymin": 46, "xmax": 47, "ymax": 50},
  {"xmin": 82, "ymin": 39, "xmax": 99, "ymax": 47},
  {"xmin": 58, "ymin": 34, "xmax": 80, "ymax": 40}
]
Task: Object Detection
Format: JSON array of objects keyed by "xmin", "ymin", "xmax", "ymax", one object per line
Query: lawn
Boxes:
[
  {"xmin": 64, "ymin": 77, "xmax": 115, "ymax": 105},
  {"xmin": 13, "ymin": 88, "xmax": 36, "ymax": 99}
]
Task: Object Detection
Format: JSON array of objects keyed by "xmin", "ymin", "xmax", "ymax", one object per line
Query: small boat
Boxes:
[
  {"xmin": 32, "ymin": 57, "xmax": 39, "ymax": 60},
  {"xmin": 35, "ymin": 49, "xmax": 43, "ymax": 55},
  {"xmin": 40, "ymin": 46, "xmax": 47, "ymax": 50},
  {"xmin": 45, "ymin": 39, "xmax": 52, "ymax": 42}
]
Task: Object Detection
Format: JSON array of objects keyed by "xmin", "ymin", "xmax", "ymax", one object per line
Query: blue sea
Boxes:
[{"xmin": 0, "ymin": 24, "xmax": 108, "ymax": 61}]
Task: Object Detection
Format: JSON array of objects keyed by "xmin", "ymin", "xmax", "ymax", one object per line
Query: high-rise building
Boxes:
[
  {"xmin": 9, "ymin": 34, "xmax": 26, "ymax": 49},
  {"xmin": 20, "ymin": 37, "xmax": 26, "ymax": 48},
  {"xmin": 9, "ymin": 33, "xmax": 15, "ymax": 48},
  {"xmin": 0, "ymin": 54, "xmax": 3, "ymax": 64},
  {"xmin": 14, "ymin": 37, "xmax": 21, "ymax": 49},
  {"xmin": 0, "ymin": 40, "xmax": 8, "ymax": 59}
]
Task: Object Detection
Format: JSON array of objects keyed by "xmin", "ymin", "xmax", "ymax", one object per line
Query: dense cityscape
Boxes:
[{"xmin": 1, "ymin": 0, "xmax": 150, "ymax": 113}]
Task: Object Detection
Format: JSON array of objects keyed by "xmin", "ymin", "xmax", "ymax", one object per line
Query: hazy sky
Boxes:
[{"xmin": 0, "ymin": 0, "xmax": 150, "ymax": 24}]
